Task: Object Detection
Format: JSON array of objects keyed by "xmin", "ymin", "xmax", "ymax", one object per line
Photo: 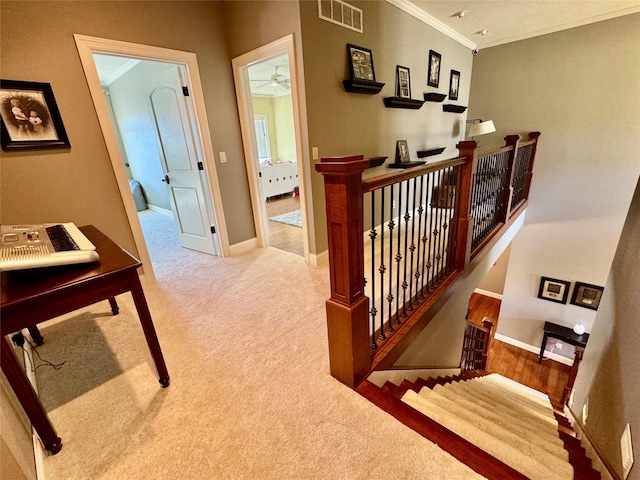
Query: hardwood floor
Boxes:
[
  {"xmin": 467, "ymin": 293, "xmax": 571, "ymax": 405},
  {"xmin": 265, "ymin": 194, "xmax": 303, "ymax": 257}
]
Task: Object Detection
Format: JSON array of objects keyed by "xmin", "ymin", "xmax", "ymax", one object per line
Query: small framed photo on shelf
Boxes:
[
  {"xmin": 1, "ymin": 79, "xmax": 70, "ymax": 150},
  {"xmin": 427, "ymin": 50, "xmax": 441, "ymax": 88},
  {"xmin": 537, "ymin": 276, "xmax": 571, "ymax": 304},
  {"xmin": 396, "ymin": 140, "xmax": 410, "ymax": 164},
  {"xmin": 449, "ymin": 70, "xmax": 460, "ymax": 100},
  {"xmin": 571, "ymin": 282, "xmax": 604, "ymax": 310},
  {"xmin": 347, "ymin": 44, "xmax": 376, "ymax": 82},
  {"xmin": 396, "ymin": 65, "xmax": 411, "ymax": 98}
]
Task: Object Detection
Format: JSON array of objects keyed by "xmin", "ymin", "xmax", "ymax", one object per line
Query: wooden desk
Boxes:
[
  {"xmin": 538, "ymin": 321, "xmax": 589, "ymax": 363},
  {"xmin": 1, "ymin": 225, "xmax": 170, "ymax": 454}
]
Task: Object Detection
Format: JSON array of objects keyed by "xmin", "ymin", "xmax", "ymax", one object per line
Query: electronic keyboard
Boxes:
[{"xmin": 0, "ymin": 223, "xmax": 100, "ymax": 271}]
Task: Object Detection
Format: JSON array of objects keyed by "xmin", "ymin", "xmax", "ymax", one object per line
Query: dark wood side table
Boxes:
[
  {"xmin": 538, "ymin": 321, "xmax": 589, "ymax": 363},
  {"xmin": 1, "ymin": 225, "xmax": 170, "ymax": 454}
]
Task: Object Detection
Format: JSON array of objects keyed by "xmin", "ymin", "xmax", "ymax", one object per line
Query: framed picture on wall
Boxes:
[
  {"xmin": 537, "ymin": 276, "xmax": 571, "ymax": 304},
  {"xmin": 449, "ymin": 70, "xmax": 460, "ymax": 100},
  {"xmin": 396, "ymin": 140, "xmax": 410, "ymax": 164},
  {"xmin": 0, "ymin": 79, "xmax": 70, "ymax": 150},
  {"xmin": 427, "ymin": 50, "xmax": 441, "ymax": 88},
  {"xmin": 570, "ymin": 282, "xmax": 604, "ymax": 310},
  {"xmin": 347, "ymin": 44, "xmax": 376, "ymax": 82},
  {"xmin": 396, "ymin": 65, "xmax": 411, "ymax": 98}
]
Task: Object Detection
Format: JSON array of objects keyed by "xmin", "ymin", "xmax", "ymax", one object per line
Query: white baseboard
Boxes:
[
  {"xmin": 494, "ymin": 333, "xmax": 574, "ymax": 366},
  {"xmin": 146, "ymin": 205, "xmax": 172, "ymax": 217},
  {"xmin": 473, "ymin": 288, "xmax": 503, "ymax": 300},
  {"xmin": 309, "ymin": 249, "xmax": 328, "ymax": 266},
  {"xmin": 229, "ymin": 237, "xmax": 258, "ymax": 255}
]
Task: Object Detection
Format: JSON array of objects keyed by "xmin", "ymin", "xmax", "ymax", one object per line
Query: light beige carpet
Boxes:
[{"xmin": 31, "ymin": 210, "xmax": 485, "ymax": 480}]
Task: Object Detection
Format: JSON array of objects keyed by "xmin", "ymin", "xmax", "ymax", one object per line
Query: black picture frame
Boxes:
[
  {"xmin": 427, "ymin": 50, "xmax": 441, "ymax": 88},
  {"xmin": 537, "ymin": 276, "xmax": 571, "ymax": 304},
  {"xmin": 571, "ymin": 282, "xmax": 604, "ymax": 310},
  {"xmin": 1, "ymin": 79, "xmax": 70, "ymax": 150},
  {"xmin": 347, "ymin": 44, "xmax": 376, "ymax": 82},
  {"xmin": 396, "ymin": 65, "xmax": 411, "ymax": 99},
  {"xmin": 396, "ymin": 140, "xmax": 410, "ymax": 164},
  {"xmin": 449, "ymin": 70, "xmax": 460, "ymax": 100}
]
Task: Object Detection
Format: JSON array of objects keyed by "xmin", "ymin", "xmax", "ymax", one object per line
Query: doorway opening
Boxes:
[
  {"xmin": 75, "ymin": 35, "xmax": 230, "ymax": 281},
  {"xmin": 232, "ymin": 35, "xmax": 310, "ymax": 261}
]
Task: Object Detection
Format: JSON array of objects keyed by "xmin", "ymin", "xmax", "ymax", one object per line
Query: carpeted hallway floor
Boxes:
[{"xmin": 33, "ymin": 210, "xmax": 485, "ymax": 479}]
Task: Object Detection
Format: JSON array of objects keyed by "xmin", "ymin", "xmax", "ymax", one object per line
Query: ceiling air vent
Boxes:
[{"xmin": 318, "ymin": 0, "xmax": 363, "ymax": 33}]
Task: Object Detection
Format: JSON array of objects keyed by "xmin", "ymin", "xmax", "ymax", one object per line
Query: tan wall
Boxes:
[
  {"xmin": 299, "ymin": 0, "xmax": 473, "ymax": 253},
  {"xmin": 0, "ymin": 1, "xmax": 255, "ymax": 248},
  {"xmin": 571, "ymin": 179, "xmax": 640, "ymax": 479},
  {"xmin": 468, "ymin": 15, "xmax": 640, "ymax": 357}
]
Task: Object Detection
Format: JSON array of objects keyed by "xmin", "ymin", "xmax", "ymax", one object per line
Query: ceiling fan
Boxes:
[{"xmin": 251, "ymin": 65, "xmax": 291, "ymax": 90}]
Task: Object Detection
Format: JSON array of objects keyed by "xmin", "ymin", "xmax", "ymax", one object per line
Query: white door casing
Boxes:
[
  {"xmin": 149, "ymin": 82, "xmax": 216, "ymax": 254},
  {"xmin": 74, "ymin": 34, "xmax": 230, "ymax": 281}
]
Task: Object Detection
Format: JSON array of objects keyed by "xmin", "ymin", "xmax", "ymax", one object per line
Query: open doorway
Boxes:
[
  {"xmin": 232, "ymin": 35, "xmax": 310, "ymax": 260},
  {"xmin": 75, "ymin": 35, "xmax": 230, "ymax": 281}
]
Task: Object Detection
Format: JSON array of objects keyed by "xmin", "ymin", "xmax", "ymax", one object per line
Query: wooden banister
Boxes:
[
  {"xmin": 315, "ymin": 155, "xmax": 372, "ymax": 388},
  {"xmin": 453, "ymin": 140, "xmax": 478, "ymax": 268}
]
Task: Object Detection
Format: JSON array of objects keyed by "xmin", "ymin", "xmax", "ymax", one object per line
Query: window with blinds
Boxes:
[{"xmin": 254, "ymin": 115, "xmax": 271, "ymax": 163}]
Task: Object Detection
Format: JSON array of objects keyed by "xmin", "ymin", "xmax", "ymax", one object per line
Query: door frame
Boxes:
[
  {"xmin": 74, "ymin": 34, "xmax": 230, "ymax": 281},
  {"xmin": 232, "ymin": 34, "xmax": 311, "ymax": 262}
]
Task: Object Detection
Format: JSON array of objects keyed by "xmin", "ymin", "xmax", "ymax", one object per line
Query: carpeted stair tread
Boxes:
[
  {"xmin": 421, "ymin": 387, "xmax": 568, "ymax": 461},
  {"xmin": 401, "ymin": 389, "xmax": 574, "ymax": 480},
  {"xmin": 448, "ymin": 381, "xmax": 559, "ymax": 433},
  {"xmin": 475, "ymin": 375, "xmax": 555, "ymax": 415},
  {"xmin": 451, "ymin": 380, "xmax": 558, "ymax": 427},
  {"xmin": 431, "ymin": 384, "xmax": 566, "ymax": 452},
  {"xmin": 435, "ymin": 381, "xmax": 559, "ymax": 440}
]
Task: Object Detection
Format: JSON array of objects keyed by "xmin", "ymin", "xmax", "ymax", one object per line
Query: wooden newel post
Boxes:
[
  {"xmin": 523, "ymin": 132, "xmax": 541, "ymax": 202},
  {"xmin": 503, "ymin": 134, "xmax": 521, "ymax": 218},
  {"xmin": 481, "ymin": 317, "xmax": 494, "ymax": 371},
  {"xmin": 454, "ymin": 141, "xmax": 478, "ymax": 268},
  {"xmin": 315, "ymin": 155, "xmax": 372, "ymax": 388}
]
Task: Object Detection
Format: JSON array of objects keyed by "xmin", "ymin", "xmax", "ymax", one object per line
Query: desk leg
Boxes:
[
  {"xmin": 127, "ymin": 271, "xmax": 170, "ymax": 388},
  {"xmin": 1, "ymin": 335, "xmax": 62, "ymax": 454},
  {"xmin": 539, "ymin": 333, "xmax": 548, "ymax": 363}
]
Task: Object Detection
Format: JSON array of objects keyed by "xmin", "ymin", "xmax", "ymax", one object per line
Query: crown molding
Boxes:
[{"xmin": 385, "ymin": 0, "xmax": 476, "ymax": 50}]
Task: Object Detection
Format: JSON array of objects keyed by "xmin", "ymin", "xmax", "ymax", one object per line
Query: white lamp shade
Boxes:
[{"xmin": 467, "ymin": 120, "xmax": 496, "ymax": 138}]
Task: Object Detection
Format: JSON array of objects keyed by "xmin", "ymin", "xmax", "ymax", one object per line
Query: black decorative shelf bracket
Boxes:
[
  {"xmin": 417, "ymin": 147, "xmax": 445, "ymax": 158},
  {"xmin": 442, "ymin": 104, "xmax": 467, "ymax": 113},
  {"xmin": 423, "ymin": 93, "xmax": 447, "ymax": 102},
  {"xmin": 383, "ymin": 97, "xmax": 425, "ymax": 110},
  {"xmin": 343, "ymin": 79, "xmax": 385, "ymax": 95}
]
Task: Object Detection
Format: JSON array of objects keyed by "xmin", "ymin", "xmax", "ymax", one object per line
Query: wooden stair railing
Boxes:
[
  {"xmin": 315, "ymin": 133, "xmax": 541, "ymax": 389},
  {"xmin": 461, "ymin": 317, "xmax": 494, "ymax": 372}
]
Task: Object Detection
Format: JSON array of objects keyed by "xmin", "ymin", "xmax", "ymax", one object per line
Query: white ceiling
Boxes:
[
  {"xmin": 248, "ymin": 53, "xmax": 291, "ymax": 97},
  {"xmin": 399, "ymin": 0, "xmax": 640, "ymax": 49}
]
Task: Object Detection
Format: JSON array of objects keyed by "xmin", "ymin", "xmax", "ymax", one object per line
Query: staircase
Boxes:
[{"xmin": 357, "ymin": 372, "xmax": 601, "ymax": 480}]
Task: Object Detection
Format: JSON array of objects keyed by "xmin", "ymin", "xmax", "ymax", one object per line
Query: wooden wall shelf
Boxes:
[
  {"xmin": 383, "ymin": 97, "xmax": 425, "ymax": 109},
  {"xmin": 423, "ymin": 93, "xmax": 447, "ymax": 102},
  {"xmin": 417, "ymin": 147, "xmax": 445, "ymax": 158},
  {"xmin": 343, "ymin": 79, "xmax": 385, "ymax": 95},
  {"xmin": 443, "ymin": 104, "xmax": 467, "ymax": 113}
]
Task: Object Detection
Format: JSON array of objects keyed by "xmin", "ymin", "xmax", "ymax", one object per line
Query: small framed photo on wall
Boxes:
[
  {"xmin": 571, "ymin": 282, "xmax": 604, "ymax": 310},
  {"xmin": 427, "ymin": 50, "xmax": 441, "ymax": 88},
  {"xmin": 537, "ymin": 276, "xmax": 571, "ymax": 304},
  {"xmin": 449, "ymin": 70, "xmax": 460, "ymax": 100},
  {"xmin": 396, "ymin": 65, "xmax": 411, "ymax": 99},
  {"xmin": 396, "ymin": 140, "xmax": 410, "ymax": 164},
  {"xmin": 347, "ymin": 44, "xmax": 376, "ymax": 82}
]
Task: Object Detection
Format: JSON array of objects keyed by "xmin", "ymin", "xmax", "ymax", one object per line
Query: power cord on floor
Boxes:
[{"xmin": 11, "ymin": 333, "xmax": 66, "ymax": 372}]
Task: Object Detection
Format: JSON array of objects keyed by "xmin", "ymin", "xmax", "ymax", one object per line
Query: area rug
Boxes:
[{"xmin": 268, "ymin": 210, "xmax": 302, "ymax": 228}]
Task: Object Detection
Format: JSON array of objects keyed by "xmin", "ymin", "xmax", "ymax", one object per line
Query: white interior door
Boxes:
[{"xmin": 150, "ymin": 82, "xmax": 216, "ymax": 255}]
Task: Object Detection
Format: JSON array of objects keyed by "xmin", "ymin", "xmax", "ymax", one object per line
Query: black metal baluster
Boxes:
[
  {"xmin": 441, "ymin": 167, "xmax": 452, "ymax": 273},
  {"xmin": 415, "ymin": 175, "xmax": 425, "ymax": 299},
  {"xmin": 407, "ymin": 177, "xmax": 418, "ymax": 310},
  {"xmin": 431, "ymin": 169, "xmax": 442, "ymax": 286},
  {"xmin": 394, "ymin": 181, "xmax": 403, "ymax": 324},
  {"xmin": 401, "ymin": 180, "xmax": 411, "ymax": 316},
  {"xmin": 386, "ymin": 184, "xmax": 395, "ymax": 332},
  {"xmin": 419, "ymin": 172, "xmax": 430, "ymax": 296},
  {"xmin": 378, "ymin": 188, "xmax": 386, "ymax": 341},
  {"xmin": 369, "ymin": 192, "xmax": 377, "ymax": 349},
  {"xmin": 426, "ymin": 172, "xmax": 436, "ymax": 292}
]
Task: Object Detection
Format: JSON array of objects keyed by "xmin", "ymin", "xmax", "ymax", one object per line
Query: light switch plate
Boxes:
[
  {"xmin": 621, "ymin": 423, "xmax": 634, "ymax": 479},
  {"xmin": 219, "ymin": 152, "xmax": 227, "ymax": 163},
  {"xmin": 312, "ymin": 146, "xmax": 319, "ymax": 160}
]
